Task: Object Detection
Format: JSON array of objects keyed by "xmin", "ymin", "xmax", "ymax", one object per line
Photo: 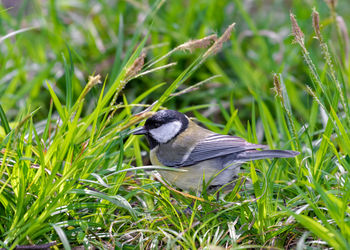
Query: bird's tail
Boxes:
[{"xmin": 236, "ymin": 150, "xmax": 299, "ymax": 161}]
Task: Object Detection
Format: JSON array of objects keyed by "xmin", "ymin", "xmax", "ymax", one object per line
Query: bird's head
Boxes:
[{"xmin": 133, "ymin": 110, "xmax": 189, "ymax": 148}]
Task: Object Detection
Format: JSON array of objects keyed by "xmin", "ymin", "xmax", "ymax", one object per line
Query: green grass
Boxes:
[{"xmin": 1, "ymin": 0, "xmax": 350, "ymax": 249}]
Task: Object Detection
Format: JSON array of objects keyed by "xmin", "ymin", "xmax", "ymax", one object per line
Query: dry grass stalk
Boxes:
[
  {"xmin": 146, "ymin": 35, "xmax": 217, "ymax": 69},
  {"xmin": 178, "ymin": 34, "xmax": 217, "ymax": 53},
  {"xmin": 272, "ymin": 74, "xmax": 299, "ymax": 151},
  {"xmin": 290, "ymin": 13, "xmax": 304, "ymax": 47},
  {"xmin": 106, "ymin": 52, "xmax": 147, "ymax": 123},
  {"xmin": 289, "ymin": 12, "xmax": 325, "ymax": 99},
  {"xmin": 273, "ymin": 74, "xmax": 283, "ymax": 101},
  {"xmin": 125, "ymin": 51, "xmax": 146, "ymax": 80},
  {"xmin": 204, "ymin": 23, "xmax": 235, "ymax": 57},
  {"xmin": 312, "ymin": 9, "xmax": 321, "ymax": 40},
  {"xmin": 147, "ymin": 33, "xmax": 220, "ymax": 69},
  {"xmin": 312, "ymin": 9, "xmax": 347, "ymax": 113}
]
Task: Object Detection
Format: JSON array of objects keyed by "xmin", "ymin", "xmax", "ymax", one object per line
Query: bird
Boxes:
[{"xmin": 133, "ymin": 109, "xmax": 299, "ymax": 191}]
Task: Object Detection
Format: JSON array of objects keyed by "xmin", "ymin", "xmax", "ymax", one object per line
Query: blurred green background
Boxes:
[
  {"xmin": 1, "ymin": 0, "xmax": 348, "ymax": 122},
  {"xmin": 1, "ymin": 0, "xmax": 350, "ymax": 249}
]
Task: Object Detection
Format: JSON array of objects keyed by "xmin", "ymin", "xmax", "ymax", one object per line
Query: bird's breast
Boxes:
[{"xmin": 150, "ymin": 148, "xmax": 163, "ymax": 166}]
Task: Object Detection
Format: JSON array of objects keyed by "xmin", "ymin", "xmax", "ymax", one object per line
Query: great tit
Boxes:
[{"xmin": 133, "ymin": 110, "xmax": 299, "ymax": 191}]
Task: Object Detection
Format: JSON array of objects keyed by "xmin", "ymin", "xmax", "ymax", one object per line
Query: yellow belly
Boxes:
[{"xmin": 158, "ymin": 162, "xmax": 218, "ymax": 191}]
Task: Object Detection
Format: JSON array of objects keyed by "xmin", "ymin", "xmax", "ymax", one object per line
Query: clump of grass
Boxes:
[
  {"xmin": 0, "ymin": 8, "xmax": 235, "ymax": 249},
  {"xmin": 285, "ymin": 10, "xmax": 350, "ymax": 249},
  {"xmin": 1, "ymin": 0, "xmax": 350, "ymax": 249}
]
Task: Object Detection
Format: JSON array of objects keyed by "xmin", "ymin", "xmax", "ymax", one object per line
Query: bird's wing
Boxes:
[{"xmin": 174, "ymin": 134, "xmax": 266, "ymax": 167}]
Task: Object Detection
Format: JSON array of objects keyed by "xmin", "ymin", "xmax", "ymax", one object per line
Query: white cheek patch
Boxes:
[{"xmin": 149, "ymin": 121, "xmax": 182, "ymax": 143}]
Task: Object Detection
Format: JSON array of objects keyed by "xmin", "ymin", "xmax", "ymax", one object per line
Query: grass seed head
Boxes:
[
  {"xmin": 86, "ymin": 74, "xmax": 102, "ymax": 90},
  {"xmin": 204, "ymin": 23, "xmax": 235, "ymax": 57},
  {"xmin": 273, "ymin": 74, "xmax": 283, "ymax": 101},
  {"xmin": 80, "ymin": 74, "xmax": 102, "ymax": 102},
  {"xmin": 178, "ymin": 34, "xmax": 217, "ymax": 53},
  {"xmin": 290, "ymin": 13, "xmax": 305, "ymax": 46},
  {"xmin": 312, "ymin": 9, "xmax": 322, "ymax": 40},
  {"xmin": 125, "ymin": 51, "xmax": 146, "ymax": 80}
]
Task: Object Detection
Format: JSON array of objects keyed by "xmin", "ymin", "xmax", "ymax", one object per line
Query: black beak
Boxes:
[{"xmin": 132, "ymin": 126, "xmax": 147, "ymax": 135}]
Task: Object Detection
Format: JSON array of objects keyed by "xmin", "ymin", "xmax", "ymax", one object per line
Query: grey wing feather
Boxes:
[
  {"xmin": 236, "ymin": 149, "xmax": 299, "ymax": 160},
  {"xmin": 176, "ymin": 134, "xmax": 267, "ymax": 167},
  {"xmin": 216, "ymin": 149, "xmax": 299, "ymax": 169}
]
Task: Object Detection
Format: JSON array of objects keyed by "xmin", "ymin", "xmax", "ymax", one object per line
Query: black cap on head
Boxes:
[
  {"xmin": 144, "ymin": 110, "xmax": 188, "ymax": 130},
  {"xmin": 133, "ymin": 110, "xmax": 189, "ymax": 148}
]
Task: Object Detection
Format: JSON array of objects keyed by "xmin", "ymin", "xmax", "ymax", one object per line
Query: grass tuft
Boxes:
[{"xmin": 0, "ymin": 1, "xmax": 350, "ymax": 249}]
